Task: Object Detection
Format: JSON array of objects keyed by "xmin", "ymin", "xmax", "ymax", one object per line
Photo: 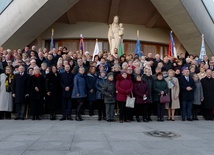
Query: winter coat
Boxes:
[
  {"xmin": 165, "ymin": 77, "xmax": 180, "ymax": 109},
  {"xmin": 193, "ymin": 80, "xmax": 204, "ymax": 105},
  {"xmin": 142, "ymin": 75, "xmax": 154, "ymax": 103},
  {"xmin": 163, "ymin": 62, "xmax": 173, "ymax": 71},
  {"xmin": 116, "ymin": 74, "xmax": 133, "ymax": 102},
  {"xmin": 60, "ymin": 72, "xmax": 74, "ymax": 98},
  {"xmin": 201, "ymin": 77, "xmax": 214, "ymax": 109},
  {"xmin": 153, "ymin": 78, "xmax": 168, "ymax": 102},
  {"xmin": 178, "ymin": 75, "xmax": 196, "ymax": 101},
  {"xmin": 0, "ymin": 74, "xmax": 13, "ymax": 111},
  {"xmin": 12, "ymin": 73, "xmax": 29, "ymax": 103},
  {"xmin": 102, "ymin": 80, "xmax": 116, "ymax": 103},
  {"xmin": 28, "ymin": 75, "xmax": 45, "ymax": 100},
  {"xmin": 72, "ymin": 73, "xmax": 87, "ymax": 98},
  {"xmin": 95, "ymin": 76, "xmax": 107, "ymax": 100},
  {"xmin": 133, "ymin": 81, "xmax": 149, "ymax": 104},
  {"xmin": 86, "ymin": 73, "xmax": 97, "ymax": 101},
  {"xmin": 45, "ymin": 72, "xmax": 61, "ymax": 97},
  {"xmin": 45, "ymin": 73, "xmax": 61, "ymax": 107}
]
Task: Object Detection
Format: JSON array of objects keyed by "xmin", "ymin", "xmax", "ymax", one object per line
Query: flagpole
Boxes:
[
  {"xmin": 92, "ymin": 39, "xmax": 99, "ymax": 61},
  {"xmin": 50, "ymin": 28, "xmax": 54, "ymax": 50},
  {"xmin": 52, "ymin": 28, "xmax": 54, "ymax": 36},
  {"xmin": 137, "ymin": 30, "xmax": 139, "ymax": 40}
]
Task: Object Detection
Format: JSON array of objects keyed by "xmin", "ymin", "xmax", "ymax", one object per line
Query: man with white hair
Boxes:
[{"xmin": 12, "ymin": 66, "xmax": 29, "ymax": 120}]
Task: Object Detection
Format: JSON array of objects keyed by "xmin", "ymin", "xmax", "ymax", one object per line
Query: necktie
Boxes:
[{"xmin": 186, "ymin": 77, "xmax": 189, "ymax": 82}]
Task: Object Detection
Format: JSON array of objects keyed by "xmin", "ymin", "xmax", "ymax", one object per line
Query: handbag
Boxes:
[
  {"xmin": 160, "ymin": 94, "xmax": 170, "ymax": 104},
  {"xmin": 126, "ymin": 92, "xmax": 135, "ymax": 108}
]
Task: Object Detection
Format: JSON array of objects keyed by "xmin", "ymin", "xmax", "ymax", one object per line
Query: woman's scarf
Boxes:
[{"xmin": 5, "ymin": 73, "xmax": 14, "ymax": 92}]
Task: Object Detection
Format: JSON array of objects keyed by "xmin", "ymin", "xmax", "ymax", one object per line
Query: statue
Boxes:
[{"xmin": 108, "ymin": 16, "xmax": 124, "ymax": 57}]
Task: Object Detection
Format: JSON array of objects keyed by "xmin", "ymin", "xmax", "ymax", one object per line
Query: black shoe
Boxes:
[
  {"xmin": 107, "ymin": 119, "xmax": 111, "ymax": 122},
  {"xmin": 148, "ymin": 117, "xmax": 152, "ymax": 121},
  {"xmin": 193, "ymin": 117, "xmax": 199, "ymax": 121},
  {"xmin": 67, "ymin": 116, "xmax": 73, "ymax": 121},
  {"xmin": 136, "ymin": 118, "xmax": 141, "ymax": 122},
  {"xmin": 187, "ymin": 118, "xmax": 193, "ymax": 121},
  {"xmin": 36, "ymin": 116, "xmax": 41, "ymax": 120},
  {"xmin": 143, "ymin": 119, "xmax": 148, "ymax": 122},
  {"xmin": 14, "ymin": 117, "xmax": 21, "ymax": 120},
  {"xmin": 160, "ymin": 118, "xmax": 164, "ymax": 122},
  {"xmin": 60, "ymin": 117, "xmax": 66, "ymax": 121},
  {"xmin": 50, "ymin": 115, "xmax": 56, "ymax": 120},
  {"xmin": 21, "ymin": 117, "xmax": 25, "ymax": 120},
  {"xmin": 157, "ymin": 118, "xmax": 161, "ymax": 122},
  {"xmin": 182, "ymin": 118, "xmax": 185, "ymax": 121},
  {"xmin": 32, "ymin": 116, "xmax": 35, "ymax": 120},
  {"xmin": 111, "ymin": 119, "xmax": 116, "ymax": 122},
  {"xmin": 98, "ymin": 117, "xmax": 101, "ymax": 121},
  {"xmin": 75, "ymin": 116, "xmax": 83, "ymax": 121},
  {"xmin": 89, "ymin": 112, "xmax": 94, "ymax": 116},
  {"xmin": 103, "ymin": 117, "xmax": 106, "ymax": 120}
]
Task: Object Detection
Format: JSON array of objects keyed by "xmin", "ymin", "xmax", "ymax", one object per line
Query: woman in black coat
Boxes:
[
  {"xmin": 133, "ymin": 75, "xmax": 149, "ymax": 122},
  {"xmin": 86, "ymin": 66, "xmax": 97, "ymax": 116},
  {"xmin": 45, "ymin": 65, "xmax": 61, "ymax": 120},
  {"xmin": 95, "ymin": 71, "xmax": 107, "ymax": 121},
  {"xmin": 28, "ymin": 67, "xmax": 45, "ymax": 120},
  {"xmin": 142, "ymin": 69, "xmax": 154, "ymax": 121}
]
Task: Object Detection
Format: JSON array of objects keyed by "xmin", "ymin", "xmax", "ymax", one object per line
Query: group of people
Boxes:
[{"xmin": 0, "ymin": 45, "xmax": 214, "ymax": 123}]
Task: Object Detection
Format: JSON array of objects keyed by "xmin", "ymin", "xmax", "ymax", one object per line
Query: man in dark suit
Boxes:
[
  {"xmin": 12, "ymin": 66, "xmax": 29, "ymax": 120},
  {"xmin": 179, "ymin": 67, "xmax": 196, "ymax": 121},
  {"xmin": 60, "ymin": 65, "xmax": 74, "ymax": 121},
  {"xmin": 36, "ymin": 52, "xmax": 46, "ymax": 67}
]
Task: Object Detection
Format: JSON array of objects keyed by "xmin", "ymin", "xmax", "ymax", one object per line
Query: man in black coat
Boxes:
[
  {"xmin": 179, "ymin": 67, "xmax": 196, "ymax": 121},
  {"xmin": 12, "ymin": 66, "xmax": 29, "ymax": 120},
  {"xmin": 60, "ymin": 65, "xmax": 74, "ymax": 121},
  {"xmin": 201, "ymin": 69, "xmax": 214, "ymax": 120},
  {"xmin": 36, "ymin": 52, "xmax": 46, "ymax": 67}
]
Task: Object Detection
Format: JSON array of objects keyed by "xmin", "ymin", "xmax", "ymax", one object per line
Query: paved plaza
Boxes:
[{"xmin": 0, "ymin": 117, "xmax": 214, "ymax": 155}]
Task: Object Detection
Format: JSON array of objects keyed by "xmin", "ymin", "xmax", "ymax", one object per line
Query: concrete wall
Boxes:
[
  {"xmin": 40, "ymin": 22, "xmax": 170, "ymax": 43},
  {"xmin": 37, "ymin": 22, "xmax": 186, "ymax": 54},
  {"xmin": 0, "ymin": 0, "xmax": 48, "ymax": 46},
  {"xmin": 181, "ymin": 0, "xmax": 214, "ymax": 55},
  {"xmin": 0, "ymin": 0, "xmax": 79, "ymax": 49}
]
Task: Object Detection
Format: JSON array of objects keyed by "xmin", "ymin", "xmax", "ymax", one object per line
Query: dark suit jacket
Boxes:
[
  {"xmin": 36, "ymin": 58, "xmax": 46, "ymax": 67},
  {"xmin": 12, "ymin": 73, "xmax": 29, "ymax": 103},
  {"xmin": 60, "ymin": 72, "xmax": 74, "ymax": 98},
  {"xmin": 178, "ymin": 75, "xmax": 196, "ymax": 101}
]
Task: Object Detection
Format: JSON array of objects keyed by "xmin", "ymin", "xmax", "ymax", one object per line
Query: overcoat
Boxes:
[
  {"xmin": 12, "ymin": 73, "xmax": 29, "ymax": 103},
  {"xmin": 60, "ymin": 72, "xmax": 74, "ymax": 98},
  {"xmin": 165, "ymin": 77, "xmax": 180, "ymax": 109},
  {"xmin": 178, "ymin": 75, "xmax": 195, "ymax": 101},
  {"xmin": 201, "ymin": 77, "xmax": 214, "ymax": 109},
  {"xmin": 0, "ymin": 73, "xmax": 13, "ymax": 111}
]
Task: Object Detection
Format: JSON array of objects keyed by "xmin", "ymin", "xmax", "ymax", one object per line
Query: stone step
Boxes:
[{"xmin": 10, "ymin": 113, "xmax": 205, "ymax": 121}]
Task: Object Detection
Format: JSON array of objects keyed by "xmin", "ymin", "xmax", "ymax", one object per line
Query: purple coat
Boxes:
[
  {"xmin": 116, "ymin": 74, "xmax": 133, "ymax": 102},
  {"xmin": 133, "ymin": 81, "xmax": 149, "ymax": 104}
]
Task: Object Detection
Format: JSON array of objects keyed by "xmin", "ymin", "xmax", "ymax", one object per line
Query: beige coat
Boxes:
[{"xmin": 165, "ymin": 77, "xmax": 180, "ymax": 109}]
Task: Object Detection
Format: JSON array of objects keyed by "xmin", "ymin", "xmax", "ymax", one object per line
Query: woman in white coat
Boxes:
[
  {"xmin": 0, "ymin": 66, "xmax": 14, "ymax": 119},
  {"xmin": 165, "ymin": 69, "xmax": 180, "ymax": 121}
]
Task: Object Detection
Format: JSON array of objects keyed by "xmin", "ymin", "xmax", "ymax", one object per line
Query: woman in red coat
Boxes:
[
  {"xmin": 116, "ymin": 70, "xmax": 133, "ymax": 123},
  {"xmin": 133, "ymin": 75, "xmax": 149, "ymax": 122}
]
